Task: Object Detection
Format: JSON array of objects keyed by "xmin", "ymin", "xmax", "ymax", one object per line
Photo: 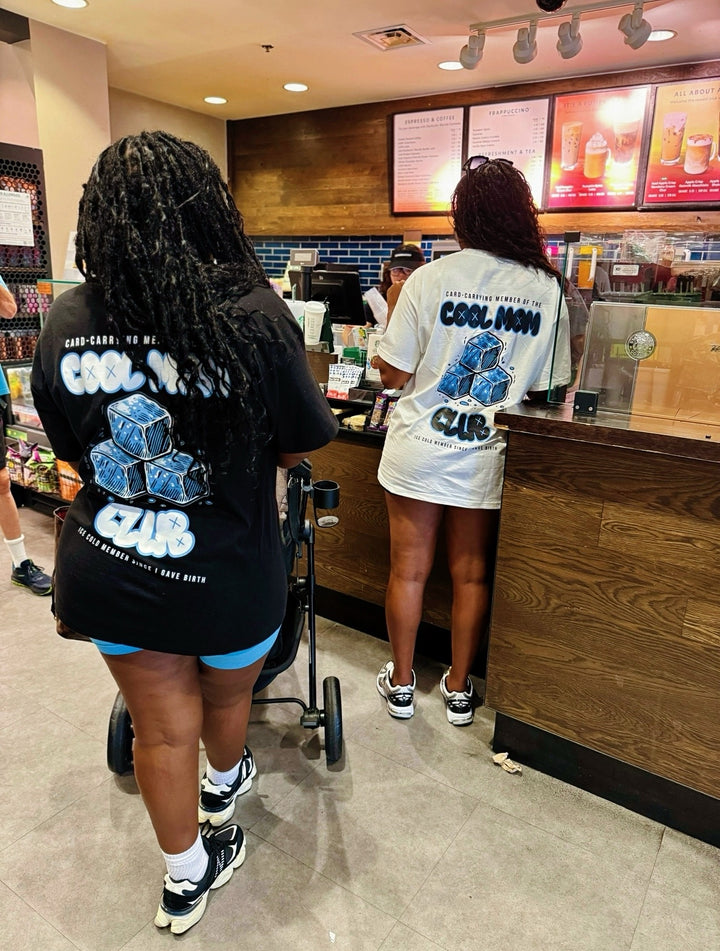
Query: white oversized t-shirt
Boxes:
[{"xmin": 377, "ymin": 248, "xmax": 570, "ymax": 509}]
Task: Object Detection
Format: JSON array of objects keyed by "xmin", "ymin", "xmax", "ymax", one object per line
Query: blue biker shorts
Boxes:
[{"xmin": 91, "ymin": 625, "xmax": 280, "ymax": 670}]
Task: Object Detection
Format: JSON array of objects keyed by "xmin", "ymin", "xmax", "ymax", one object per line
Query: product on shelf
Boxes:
[{"xmin": 56, "ymin": 459, "xmax": 83, "ymax": 501}]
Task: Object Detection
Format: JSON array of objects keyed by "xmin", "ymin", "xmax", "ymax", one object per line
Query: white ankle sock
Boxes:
[
  {"xmin": 162, "ymin": 832, "xmax": 208, "ymax": 883},
  {"xmin": 206, "ymin": 757, "xmax": 241, "ymax": 786},
  {"xmin": 4, "ymin": 535, "xmax": 27, "ymax": 568}
]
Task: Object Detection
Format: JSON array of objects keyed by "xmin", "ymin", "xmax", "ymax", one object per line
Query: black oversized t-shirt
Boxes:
[{"xmin": 31, "ymin": 282, "xmax": 338, "ymax": 653}]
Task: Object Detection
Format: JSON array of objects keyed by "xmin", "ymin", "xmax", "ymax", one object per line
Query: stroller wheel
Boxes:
[
  {"xmin": 322, "ymin": 676, "xmax": 343, "ymax": 766},
  {"xmin": 107, "ymin": 690, "xmax": 134, "ymax": 774}
]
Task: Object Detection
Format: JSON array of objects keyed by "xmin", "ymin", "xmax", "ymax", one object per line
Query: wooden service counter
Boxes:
[{"xmin": 487, "ymin": 403, "xmax": 720, "ymax": 845}]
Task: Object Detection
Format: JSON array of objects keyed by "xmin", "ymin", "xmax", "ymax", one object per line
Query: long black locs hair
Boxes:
[{"xmin": 75, "ymin": 130, "xmax": 279, "ymax": 467}]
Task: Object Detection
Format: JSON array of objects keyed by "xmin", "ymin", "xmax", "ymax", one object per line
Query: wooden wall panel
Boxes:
[
  {"xmin": 487, "ymin": 430, "xmax": 720, "ymax": 798},
  {"xmin": 229, "ymin": 61, "xmax": 720, "ymax": 237}
]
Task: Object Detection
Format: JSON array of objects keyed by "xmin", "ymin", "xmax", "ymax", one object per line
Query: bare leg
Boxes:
[
  {"xmin": 0, "ymin": 467, "xmax": 22, "ymax": 541},
  {"xmin": 444, "ymin": 507, "xmax": 499, "ymax": 692},
  {"xmin": 101, "ymin": 650, "xmax": 202, "ymax": 854},
  {"xmin": 384, "ymin": 491, "xmax": 444, "ymax": 685},
  {"xmin": 199, "ymin": 654, "xmax": 268, "ymax": 771}
]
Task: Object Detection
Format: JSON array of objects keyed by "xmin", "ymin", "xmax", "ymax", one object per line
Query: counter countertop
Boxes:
[{"xmin": 495, "ymin": 402, "xmax": 720, "ymax": 464}]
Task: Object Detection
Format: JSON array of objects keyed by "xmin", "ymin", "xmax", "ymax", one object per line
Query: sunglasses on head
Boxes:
[{"xmin": 462, "ymin": 155, "xmax": 514, "ymax": 173}]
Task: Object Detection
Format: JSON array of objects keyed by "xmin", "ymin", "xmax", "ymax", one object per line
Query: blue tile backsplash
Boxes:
[
  {"xmin": 250, "ymin": 235, "xmax": 435, "ymax": 291},
  {"xmin": 250, "ymin": 233, "xmax": 720, "ymax": 292}
]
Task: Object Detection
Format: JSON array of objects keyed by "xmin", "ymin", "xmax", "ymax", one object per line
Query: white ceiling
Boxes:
[{"xmin": 2, "ymin": 0, "xmax": 718, "ymax": 120}]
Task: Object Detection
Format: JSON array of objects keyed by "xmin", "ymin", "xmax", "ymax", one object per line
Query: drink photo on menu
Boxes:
[
  {"xmin": 642, "ymin": 78, "xmax": 720, "ymax": 206},
  {"xmin": 546, "ymin": 86, "xmax": 649, "ymax": 210}
]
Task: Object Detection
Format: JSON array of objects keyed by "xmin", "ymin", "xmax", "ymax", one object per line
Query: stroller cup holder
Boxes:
[
  {"xmin": 105, "ymin": 458, "xmax": 344, "ymax": 775},
  {"xmin": 310, "ymin": 479, "xmax": 340, "ymax": 527}
]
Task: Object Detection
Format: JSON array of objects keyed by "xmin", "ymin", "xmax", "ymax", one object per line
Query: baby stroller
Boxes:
[{"xmin": 106, "ymin": 459, "xmax": 343, "ymax": 773}]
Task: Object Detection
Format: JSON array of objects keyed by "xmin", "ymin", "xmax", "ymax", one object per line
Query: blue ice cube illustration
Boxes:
[
  {"xmin": 107, "ymin": 394, "xmax": 172, "ymax": 460},
  {"xmin": 90, "ymin": 440, "xmax": 146, "ymax": 498},
  {"xmin": 459, "ymin": 332, "xmax": 503, "ymax": 372},
  {"xmin": 145, "ymin": 451, "xmax": 209, "ymax": 505},
  {"xmin": 470, "ymin": 366, "xmax": 511, "ymax": 406},
  {"xmin": 438, "ymin": 362, "xmax": 473, "ymax": 399}
]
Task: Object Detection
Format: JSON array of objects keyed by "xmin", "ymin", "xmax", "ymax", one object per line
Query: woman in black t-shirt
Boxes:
[{"xmin": 31, "ymin": 132, "xmax": 337, "ymax": 934}]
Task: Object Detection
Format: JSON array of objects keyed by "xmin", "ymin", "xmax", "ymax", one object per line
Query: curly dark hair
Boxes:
[
  {"xmin": 451, "ymin": 162, "xmax": 561, "ymax": 283},
  {"xmin": 75, "ymin": 130, "xmax": 278, "ymax": 466}
]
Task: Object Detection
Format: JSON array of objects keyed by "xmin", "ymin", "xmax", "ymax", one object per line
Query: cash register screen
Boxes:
[{"xmin": 288, "ymin": 269, "xmax": 366, "ymax": 325}]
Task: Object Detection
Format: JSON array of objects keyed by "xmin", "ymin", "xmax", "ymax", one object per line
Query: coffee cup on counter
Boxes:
[
  {"xmin": 286, "ymin": 300, "xmax": 306, "ymax": 327},
  {"xmin": 303, "ymin": 300, "xmax": 326, "ymax": 346}
]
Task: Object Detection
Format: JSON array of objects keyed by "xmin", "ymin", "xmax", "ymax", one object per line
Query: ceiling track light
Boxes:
[
  {"xmin": 459, "ymin": 30, "xmax": 485, "ymax": 70},
  {"xmin": 513, "ymin": 21, "xmax": 538, "ymax": 64},
  {"xmin": 618, "ymin": 1, "xmax": 652, "ymax": 49},
  {"xmin": 557, "ymin": 13, "xmax": 583, "ymax": 58},
  {"xmin": 461, "ymin": 1, "xmax": 666, "ymax": 67}
]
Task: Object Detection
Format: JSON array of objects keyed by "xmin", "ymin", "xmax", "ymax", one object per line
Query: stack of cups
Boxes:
[{"xmin": 303, "ymin": 301, "xmax": 326, "ymax": 346}]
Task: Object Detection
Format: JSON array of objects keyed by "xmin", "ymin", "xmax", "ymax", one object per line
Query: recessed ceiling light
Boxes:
[
  {"xmin": 204, "ymin": 96, "xmax": 227, "ymax": 105},
  {"xmin": 648, "ymin": 29, "xmax": 677, "ymax": 41},
  {"xmin": 438, "ymin": 61, "xmax": 463, "ymax": 71},
  {"xmin": 52, "ymin": 0, "xmax": 88, "ymax": 7},
  {"xmin": 284, "ymin": 83, "xmax": 308, "ymax": 93}
]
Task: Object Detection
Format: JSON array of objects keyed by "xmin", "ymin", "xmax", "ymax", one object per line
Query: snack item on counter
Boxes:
[
  {"xmin": 379, "ymin": 394, "xmax": 400, "ymax": 432},
  {"xmin": 367, "ymin": 391, "xmax": 390, "ymax": 431},
  {"xmin": 343, "ymin": 414, "xmax": 367, "ymax": 431}
]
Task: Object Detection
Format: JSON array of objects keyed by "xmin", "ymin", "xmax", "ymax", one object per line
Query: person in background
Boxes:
[
  {"xmin": 0, "ymin": 274, "xmax": 53, "ymax": 595},
  {"xmin": 31, "ymin": 132, "xmax": 338, "ymax": 934},
  {"xmin": 374, "ymin": 156, "xmax": 570, "ymax": 726},
  {"xmin": 365, "ymin": 243, "xmax": 426, "ymax": 330},
  {"xmin": 384, "ymin": 243, "xmax": 426, "ymax": 326}
]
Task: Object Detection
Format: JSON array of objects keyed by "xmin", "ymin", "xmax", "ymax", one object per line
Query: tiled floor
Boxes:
[{"xmin": 1, "ymin": 506, "xmax": 718, "ymax": 950}]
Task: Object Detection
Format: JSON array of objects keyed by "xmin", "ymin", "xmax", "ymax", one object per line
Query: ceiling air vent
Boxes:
[{"xmin": 354, "ymin": 24, "xmax": 429, "ymax": 51}]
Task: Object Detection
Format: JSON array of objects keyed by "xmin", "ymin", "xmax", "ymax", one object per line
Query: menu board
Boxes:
[
  {"xmin": 545, "ymin": 86, "xmax": 650, "ymax": 210},
  {"xmin": 392, "ymin": 108, "xmax": 464, "ymax": 214},
  {"xmin": 467, "ymin": 99, "xmax": 549, "ymax": 208},
  {"xmin": 642, "ymin": 79, "xmax": 720, "ymax": 206}
]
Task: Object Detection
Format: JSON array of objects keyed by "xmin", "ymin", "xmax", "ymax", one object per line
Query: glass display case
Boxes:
[
  {"xmin": 578, "ymin": 301, "xmax": 720, "ymax": 428},
  {"xmin": 547, "ymin": 230, "xmax": 720, "ymax": 409}
]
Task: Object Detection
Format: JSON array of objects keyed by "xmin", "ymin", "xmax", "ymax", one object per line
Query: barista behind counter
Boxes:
[{"xmin": 364, "ymin": 244, "xmax": 426, "ymax": 330}]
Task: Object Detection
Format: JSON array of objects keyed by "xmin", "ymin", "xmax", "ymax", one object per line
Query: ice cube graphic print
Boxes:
[
  {"xmin": 90, "ymin": 394, "xmax": 209, "ymax": 505},
  {"xmin": 108, "ymin": 394, "xmax": 172, "ymax": 460},
  {"xmin": 146, "ymin": 450, "xmax": 209, "ymax": 505},
  {"xmin": 460, "ymin": 332, "xmax": 503, "ymax": 372},
  {"xmin": 438, "ymin": 330, "xmax": 510, "ymax": 405},
  {"xmin": 90, "ymin": 440, "xmax": 146, "ymax": 498}
]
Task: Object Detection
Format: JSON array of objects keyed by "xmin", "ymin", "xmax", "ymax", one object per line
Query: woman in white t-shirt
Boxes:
[{"xmin": 374, "ymin": 156, "xmax": 570, "ymax": 727}]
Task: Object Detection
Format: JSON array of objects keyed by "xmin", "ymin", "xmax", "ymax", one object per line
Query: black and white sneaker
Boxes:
[
  {"xmin": 376, "ymin": 661, "xmax": 416, "ymax": 719},
  {"xmin": 154, "ymin": 824, "xmax": 246, "ymax": 934},
  {"xmin": 198, "ymin": 746, "xmax": 257, "ymax": 827},
  {"xmin": 440, "ymin": 671, "xmax": 475, "ymax": 726}
]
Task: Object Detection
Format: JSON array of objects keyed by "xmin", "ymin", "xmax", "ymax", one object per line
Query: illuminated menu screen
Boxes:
[
  {"xmin": 642, "ymin": 79, "xmax": 720, "ymax": 205},
  {"xmin": 392, "ymin": 108, "xmax": 464, "ymax": 214},
  {"xmin": 545, "ymin": 86, "xmax": 649, "ymax": 210},
  {"xmin": 467, "ymin": 99, "xmax": 549, "ymax": 208}
]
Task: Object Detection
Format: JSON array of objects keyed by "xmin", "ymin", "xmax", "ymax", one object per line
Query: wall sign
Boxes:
[
  {"xmin": 545, "ymin": 86, "xmax": 650, "ymax": 210},
  {"xmin": 642, "ymin": 78, "xmax": 720, "ymax": 206},
  {"xmin": 0, "ymin": 189, "xmax": 33, "ymax": 246},
  {"xmin": 467, "ymin": 98, "xmax": 549, "ymax": 208},
  {"xmin": 392, "ymin": 108, "xmax": 464, "ymax": 215}
]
